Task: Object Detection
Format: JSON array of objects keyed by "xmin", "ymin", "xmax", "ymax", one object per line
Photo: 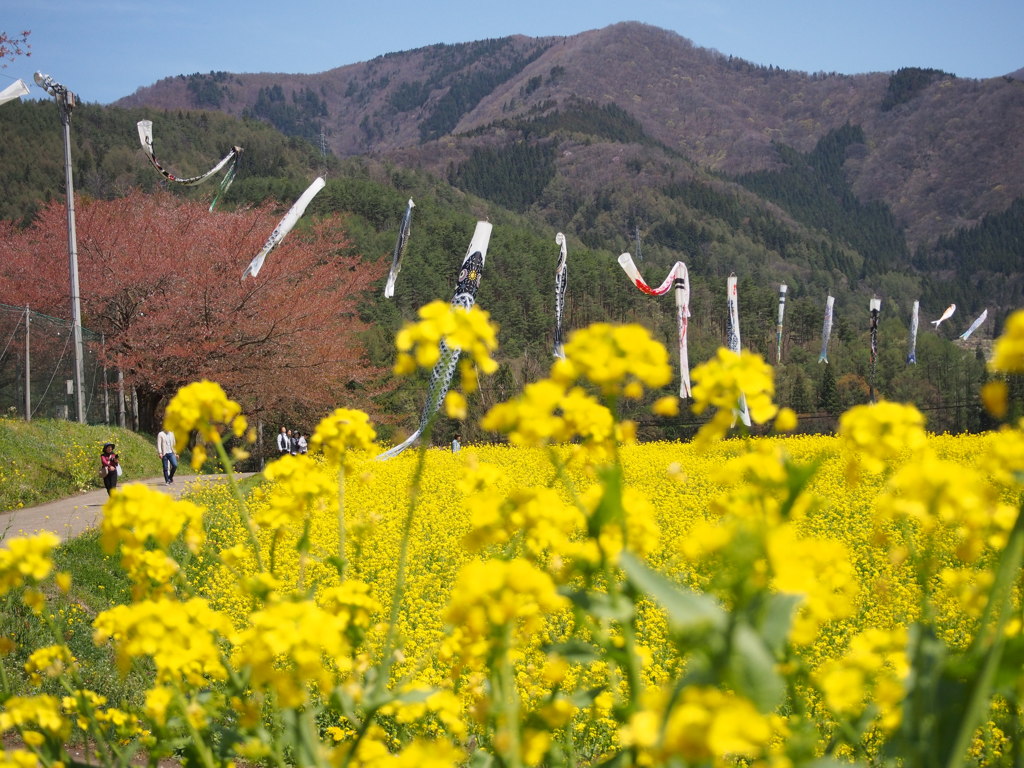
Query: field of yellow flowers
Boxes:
[{"xmin": 4, "ymin": 306, "xmax": 1024, "ymax": 768}]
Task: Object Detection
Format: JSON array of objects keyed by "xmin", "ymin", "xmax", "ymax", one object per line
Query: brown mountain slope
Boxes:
[{"xmin": 115, "ymin": 22, "xmax": 1024, "ymax": 249}]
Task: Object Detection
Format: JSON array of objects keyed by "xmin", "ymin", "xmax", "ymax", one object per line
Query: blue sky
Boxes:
[{"xmin": 4, "ymin": 0, "xmax": 1023, "ymax": 105}]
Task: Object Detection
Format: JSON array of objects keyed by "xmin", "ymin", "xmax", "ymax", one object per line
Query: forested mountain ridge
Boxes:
[{"xmin": 113, "ymin": 22, "xmax": 1024, "ymax": 251}]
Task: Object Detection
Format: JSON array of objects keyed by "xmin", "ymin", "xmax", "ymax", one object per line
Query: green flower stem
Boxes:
[
  {"xmin": 498, "ymin": 628, "xmax": 524, "ymax": 768},
  {"xmin": 946, "ymin": 501, "xmax": 1024, "ymax": 768},
  {"xmin": 377, "ymin": 417, "xmax": 433, "ymax": 696},
  {"xmin": 337, "ymin": 465, "xmax": 347, "ymax": 578},
  {"xmin": 212, "ymin": 438, "xmax": 264, "ymax": 572}
]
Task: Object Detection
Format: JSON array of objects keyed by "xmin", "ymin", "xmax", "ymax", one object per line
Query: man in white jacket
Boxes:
[{"xmin": 157, "ymin": 429, "xmax": 178, "ymax": 485}]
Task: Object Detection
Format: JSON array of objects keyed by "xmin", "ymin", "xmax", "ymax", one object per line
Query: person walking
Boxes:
[
  {"xmin": 100, "ymin": 442, "xmax": 120, "ymax": 496},
  {"xmin": 276, "ymin": 426, "xmax": 290, "ymax": 455},
  {"xmin": 451, "ymin": 433, "xmax": 461, "ymax": 453},
  {"xmin": 297, "ymin": 432, "xmax": 308, "ymax": 454},
  {"xmin": 157, "ymin": 428, "xmax": 178, "ymax": 485}
]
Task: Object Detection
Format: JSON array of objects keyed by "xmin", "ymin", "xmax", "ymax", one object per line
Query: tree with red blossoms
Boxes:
[{"xmin": 0, "ymin": 190, "xmax": 389, "ymax": 434}]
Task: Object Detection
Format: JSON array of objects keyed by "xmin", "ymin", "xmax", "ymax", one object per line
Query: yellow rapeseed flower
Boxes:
[
  {"xmin": 163, "ymin": 380, "xmax": 247, "ymax": 469},
  {"xmin": 0, "ymin": 532, "xmax": 60, "ymax": 596},
  {"xmin": 990, "ymin": 309, "xmax": 1024, "ymax": 374}
]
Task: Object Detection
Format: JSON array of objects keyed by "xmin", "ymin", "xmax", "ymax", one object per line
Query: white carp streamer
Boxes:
[
  {"xmin": 907, "ymin": 300, "xmax": 920, "ymax": 364},
  {"xmin": 959, "ymin": 309, "xmax": 988, "ymax": 341},
  {"xmin": 726, "ymin": 274, "xmax": 752, "ymax": 427},
  {"xmin": 377, "ymin": 221, "xmax": 493, "ymax": 460},
  {"xmin": 775, "ymin": 283, "xmax": 787, "ymax": 365},
  {"xmin": 384, "ymin": 198, "xmax": 415, "ymax": 298},
  {"xmin": 818, "ymin": 295, "xmax": 835, "ymax": 364},
  {"xmin": 136, "ymin": 119, "xmax": 242, "ymax": 200},
  {"xmin": 0, "ymin": 79, "xmax": 30, "ymax": 106},
  {"xmin": 553, "ymin": 233, "xmax": 568, "ymax": 359},
  {"xmin": 617, "ymin": 253, "xmax": 691, "ymax": 397},
  {"xmin": 242, "ymin": 177, "xmax": 326, "ymax": 279}
]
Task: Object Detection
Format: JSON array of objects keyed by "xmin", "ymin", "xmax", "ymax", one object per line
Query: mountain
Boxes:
[{"xmin": 115, "ymin": 22, "xmax": 1024, "ymax": 252}]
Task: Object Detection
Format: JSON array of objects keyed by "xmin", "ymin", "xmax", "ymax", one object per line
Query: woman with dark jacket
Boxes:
[{"xmin": 100, "ymin": 442, "xmax": 120, "ymax": 495}]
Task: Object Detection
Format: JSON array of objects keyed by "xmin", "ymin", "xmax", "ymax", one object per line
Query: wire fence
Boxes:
[{"xmin": 0, "ymin": 301, "xmax": 118, "ymax": 424}]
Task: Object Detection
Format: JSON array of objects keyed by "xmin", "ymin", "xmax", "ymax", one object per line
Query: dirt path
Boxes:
[{"xmin": 0, "ymin": 473, "xmax": 253, "ymax": 545}]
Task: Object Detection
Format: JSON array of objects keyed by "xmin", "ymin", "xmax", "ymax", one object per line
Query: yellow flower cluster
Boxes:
[
  {"xmin": 814, "ymin": 627, "xmax": 908, "ymax": 732},
  {"xmin": 989, "ymin": 309, "xmax": 1024, "ymax": 374},
  {"xmin": 310, "ymin": 407, "xmax": 376, "ymax": 467},
  {"xmin": 93, "ymin": 598, "xmax": 231, "ymax": 686},
  {"xmin": 259, "ymin": 454, "xmax": 337, "ymax": 532},
  {"xmin": 162, "ymin": 380, "xmax": 248, "ymax": 469},
  {"xmin": 837, "ymin": 401, "xmax": 927, "ymax": 482},
  {"xmin": 231, "ymin": 598, "xmax": 355, "ymax": 707},
  {"xmin": 0, "ymin": 532, "xmax": 59, "ymax": 596},
  {"xmin": 0, "ymin": 695, "xmax": 69, "ymax": 742},
  {"xmin": 100, "ymin": 484, "xmax": 205, "ymax": 597},
  {"xmin": 690, "ymin": 348, "xmax": 778, "ymax": 445},
  {"xmin": 768, "ymin": 524, "xmax": 859, "ymax": 645},
  {"xmin": 394, "ymin": 299, "xmax": 499, "ymax": 385},
  {"xmin": 24, "ymin": 645, "xmax": 77, "ymax": 687},
  {"xmin": 554, "ymin": 323, "xmax": 672, "ymax": 398},
  {"xmin": 481, "ymin": 379, "xmax": 618, "ymax": 453},
  {"xmin": 443, "ymin": 558, "xmax": 569, "ymax": 665},
  {"xmin": 624, "ymin": 685, "xmax": 785, "ymax": 764}
]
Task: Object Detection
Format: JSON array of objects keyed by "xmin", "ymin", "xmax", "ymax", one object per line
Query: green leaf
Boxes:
[
  {"xmin": 619, "ymin": 551, "xmax": 727, "ymax": 634},
  {"xmin": 728, "ymin": 624, "xmax": 786, "ymax": 711},
  {"xmin": 759, "ymin": 592, "xmax": 801, "ymax": 655}
]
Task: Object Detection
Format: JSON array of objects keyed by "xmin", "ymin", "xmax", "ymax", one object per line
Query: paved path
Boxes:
[{"xmin": 1, "ymin": 474, "xmax": 253, "ymax": 544}]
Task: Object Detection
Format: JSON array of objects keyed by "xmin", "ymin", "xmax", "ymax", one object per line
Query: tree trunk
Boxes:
[{"xmin": 135, "ymin": 386, "xmax": 163, "ymax": 435}]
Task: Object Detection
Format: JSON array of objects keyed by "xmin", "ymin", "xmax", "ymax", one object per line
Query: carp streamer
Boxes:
[
  {"xmin": 136, "ymin": 119, "xmax": 242, "ymax": 210},
  {"xmin": 818, "ymin": 295, "xmax": 835, "ymax": 364},
  {"xmin": 726, "ymin": 274, "xmax": 752, "ymax": 427},
  {"xmin": 377, "ymin": 221, "xmax": 493, "ymax": 460},
  {"xmin": 242, "ymin": 177, "xmax": 326, "ymax": 279},
  {"xmin": 907, "ymin": 300, "xmax": 920, "ymax": 364},
  {"xmin": 617, "ymin": 253, "xmax": 691, "ymax": 398},
  {"xmin": 931, "ymin": 303, "xmax": 956, "ymax": 328},
  {"xmin": 775, "ymin": 283, "xmax": 787, "ymax": 365},
  {"xmin": 0, "ymin": 79, "xmax": 30, "ymax": 106},
  {"xmin": 960, "ymin": 309, "xmax": 988, "ymax": 341},
  {"xmin": 553, "ymin": 232, "xmax": 568, "ymax": 359},
  {"xmin": 869, "ymin": 298, "xmax": 881, "ymax": 402},
  {"xmin": 384, "ymin": 198, "xmax": 415, "ymax": 298}
]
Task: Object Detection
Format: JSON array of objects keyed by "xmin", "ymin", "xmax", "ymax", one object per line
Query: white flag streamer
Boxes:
[{"xmin": 242, "ymin": 177, "xmax": 326, "ymax": 279}]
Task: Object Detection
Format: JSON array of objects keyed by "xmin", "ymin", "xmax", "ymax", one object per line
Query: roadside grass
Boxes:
[
  {"xmin": 0, "ymin": 418, "xmax": 163, "ymax": 511},
  {"xmin": 0, "ymin": 529, "xmax": 152, "ymax": 707}
]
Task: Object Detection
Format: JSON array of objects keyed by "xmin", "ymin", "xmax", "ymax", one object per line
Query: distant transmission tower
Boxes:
[
  {"xmin": 634, "ymin": 224, "xmax": 643, "ymax": 262},
  {"xmin": 318, "ymin": 130, "xmax": 328, "ymax": 158}
]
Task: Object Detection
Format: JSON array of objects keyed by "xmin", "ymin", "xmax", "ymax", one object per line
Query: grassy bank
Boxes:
[{"xmin": 0, "ymin": 418, "xmax": 164, "ymax": 511}]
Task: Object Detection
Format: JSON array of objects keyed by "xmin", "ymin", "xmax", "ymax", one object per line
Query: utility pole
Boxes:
[
  {"xmin": 23, "ymin": 305, "xmax": 30, "ymax": 421},
  {"xmin": 35, "ymin": 72, "xmax": 86, "ymax": 423}
]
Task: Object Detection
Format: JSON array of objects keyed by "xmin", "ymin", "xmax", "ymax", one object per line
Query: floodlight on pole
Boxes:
[{"xmin": 35, "ymin": 72, "xmax": 86, "ymax": 423}]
